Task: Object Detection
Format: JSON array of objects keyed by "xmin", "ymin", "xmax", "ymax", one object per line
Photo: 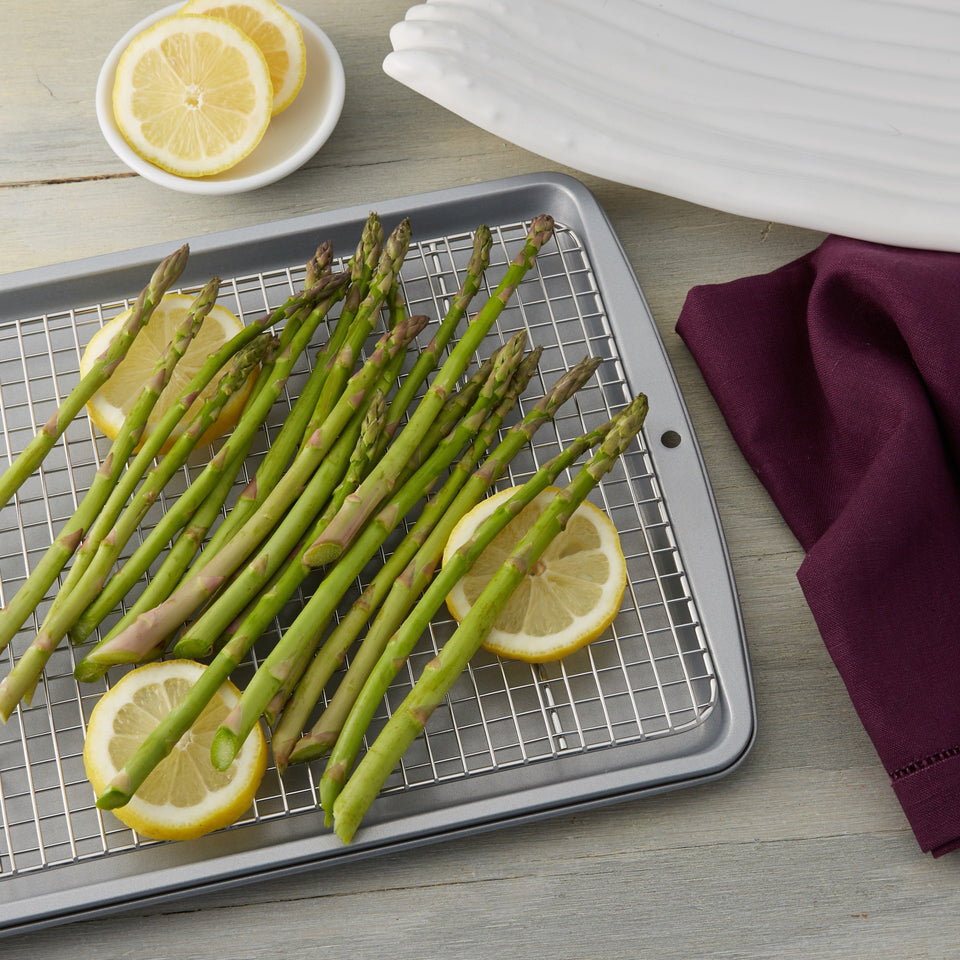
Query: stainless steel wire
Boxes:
[{"xmin": 0, "ymin": 218, "xmax": 717, "ymax": 878}]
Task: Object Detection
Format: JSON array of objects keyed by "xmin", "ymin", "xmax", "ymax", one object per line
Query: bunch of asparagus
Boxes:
[{"xmin": 0, "ymin": 212, "xmax": 648, "ymax": 843}]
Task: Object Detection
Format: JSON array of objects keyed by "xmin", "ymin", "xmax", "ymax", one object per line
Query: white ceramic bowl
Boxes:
[{"xmin": 96, "ymin": 4, "xmax": 345, "ymax": 195}]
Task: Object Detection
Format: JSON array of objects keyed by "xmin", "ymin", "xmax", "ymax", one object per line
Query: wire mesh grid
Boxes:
[{"xmin": 0, "ymin": 218, "xmax": 717, "ymax": 879}]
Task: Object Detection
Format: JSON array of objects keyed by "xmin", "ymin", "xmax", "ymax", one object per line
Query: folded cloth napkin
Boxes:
[{"xmin": 676, "ymin": 235, "xmax": 960, "ymax": 857}]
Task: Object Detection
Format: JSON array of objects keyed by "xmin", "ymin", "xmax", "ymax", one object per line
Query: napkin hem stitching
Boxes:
[{"xmin": 890, "ymin": 745, "xmax": 960, "ymax": 782}]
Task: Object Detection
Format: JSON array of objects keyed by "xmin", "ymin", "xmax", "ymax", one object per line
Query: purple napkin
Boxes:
[{"xmin": 676, "ymin": 235, "xmax": 960, "ymax": 857}]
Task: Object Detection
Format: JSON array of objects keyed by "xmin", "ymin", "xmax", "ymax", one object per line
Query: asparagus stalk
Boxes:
[
  {"xmin": 0, "ymin": 340, "xmax": 270, "ymax": 720},
  {"xmin": 282, "ymin": 354, "xmax": 600, "ymax": 772},
  {"xmin": 295, "ymin": 215, "xmax": 384, "ymax": 459},
  {"xmin": 304, "ymin": 215, "xmax": 554, "ymax": 568},
  {"xmin": 304, "ymin": 239, "xmax": 334, "ymax": 291},
  {"xmin": 66, "ymin": 270, "xmax": 331, "ymax": 649},
  {"xmin": 201, "ymin": 220, "xmax": 402, "ymax": 558},
  {"xmin": 214, "ymin": 292, "xmax": 412, "ymax": 677},
  {"xmin": 171, "ymin": 386, "xmax": 384, "ymax": 676},
  {"xmin": 207, "ymin": 332, "xmax": 529, "ymax": 770},
  {"xmin": 65, "ymin": 335, "xmax": 269, "ymax": 625},
  {"xmin": 260, "ymin": 391, "xmax": 389, "ymax": 724},
  {"xmin": 63, "ymin": 273, "xmax": 347, "ymax": 645},
  {"xmin": 264, "ymin": 345, "xmax": 540, "ymax": 735},
  {"xmin": 0, "ymin": 276, "xmax": 220, "ymax": 654},
  {"xmin": 402, "ymin": 348, "xmax": 501, "ymax": 481},
  {"xmin": 315, "ymin": 398, "xmax": 618, "ymax": 816},
  {"xmin": 185, "ymin": 295, "xmax": 345, "ymax": 568},
  {"xmin": 330, "ymin": 394, "xmax": 649, "ymax": 843},
  {"xmin": 208, "ymin": 220, "xmax": 379, "ymax": 555},
  {"xmin": 380, "ymin": 225, "xmax": 493, "ymax": 443},
  {"xmin": 167, "ymin": 318, "xmax": 416, "ymax": 663},
  {"xmin": 73, "ymin": 429, "xmax": 257, "ymax": 679},
  {"xmin": 63, "ymin": 320, "xmax": 265, "ymax": 616},
  {"xmin": 271, "ymin": 345, "xmax": 558, "ymax": 770},
  {"xmin": 92, "ymin": 323, "xmax": 422, "ymax": 810},
  {"xmin": 0, "ymin": 245, "xmax": 189, "ymax": 514},
  {"xmin": 180, "ymin": 318, "xmax": 476, "ymax": 704},
  {"xmin": 296, "ymin": 220, "xmax": 410, "ymax": 456},
  {"xmin": 182, "ymin": 333, "xmax": 498, "ymax": 669},
  {"xmin": 86, "ymin": 313, "xmax": 426, "ymax": 681}
]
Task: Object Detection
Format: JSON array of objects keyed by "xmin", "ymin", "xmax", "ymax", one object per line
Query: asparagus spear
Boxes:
[
  {"xmin": 65, "ymin": 261, "xmax": 335, "ymax": 649},
  {"xmin": 315, "ymin": 401, "xmax": 619, "ymax": 816},
  {"xmin": 270, "ymin": 345, "xmax": 554, "ymax": 770},
  {"xmin": 208, "ymin": 332, "xmax": 529, "ymax": 771},
  {"xmin": 280, "ymin": 354, "xmax": 601, "ymax": 772},
  {"xmin": 296, "ymin": 220, "xmax": 410, "ymax": 455},
  {"xmin": 207, "ymin": 220, "xmax": 379, "ymax": 556},
  {"xmin": 380, "ymin": 225, "xmax": 493, "ymax": 444},
  {"xmin": 80, "ymin": 386, "xmax": 388, "ymax": 680},
  {"xmin": 294, "ymin": 215, "xmax": 384, "ymax": 460},
  {"xmin": 91, "ymin": 323, "xmax": 427, "ymax": 809},
  {"xmin": 0, "ymin": 276, "xmax": 220, "ymax": 654},
  {"xmin": 200, "ymin": 302, "xmax": 412, "ymax": 678},
  {"xmin": 67, "ymin": 334, "xmax": 270, "ymax": 620},
  {"xmin": 179, "ymin": 318, "xmax": 481, "ymax": 691},
  {"xmin": 85, "ymin": 313, "xmax": 426, "ymax": 680},
  {"xmin": 72, "ymin": 429, "xmax": 257, "ymax": 678},
  {"xmin": 166, "ymin": 317, "xmax": 418, "ymax": 662},
  {"xmin": 403, "ymin": 348, "xmax": 501, "ymax": 480},
  {"xmin": 260, "ymin": 391, "xmax": 389, "ymax": 724},
  {"xmin": 264, "ymin": 344, "xmax": 540, "ymax": 735},
  {"xmin": 61, "ymin": 322, "xmax": 267, "ymax": 622},
  {"xmin": 304, "ymin": 239, "xmax": 334, "ymax": 291},
  {"xmin": 62, "ymin": 273, "xmax": 347, "ymax": 645},
  {"xmin": 330, "ymin": 394, "xmax": 649, "ymax": 843},
  {"xmin": 0, "ymin": 339, "xmax": 271, "ymax": 720},
  {"xmin": 201, "ymin": 219, "xmax": 402, "ymax": 556},
  {"xmin": 0, "ymin": 245, "xmax": 189, "ymax": 514},
  {"xmin": 304, "ymin": 215, "xmax": 554, "ymax": 568}
]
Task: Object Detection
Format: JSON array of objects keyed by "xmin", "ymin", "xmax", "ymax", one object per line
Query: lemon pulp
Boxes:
[
  {"xmin": 83, "ymin": 660, "xmax": 267, "ymax": 841},
  {"xmin": 80, "ymin": 292, "xmax": 255, "ymax": 452},
  {"xmin": 443, "ymin": 486, "xmax": 628, "ymax": 662},
  {"xmin": 112, "ymin": 14, "xmax": 273, "ymax": 177},
  {"xmin": 179, "ymin": 0, "xmax": 306, "ymax": 114}
]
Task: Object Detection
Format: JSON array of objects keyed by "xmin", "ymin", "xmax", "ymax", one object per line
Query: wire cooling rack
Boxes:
[{"xmin": 0, "ymin": 175, "xmax": 751, "ymax": 933}]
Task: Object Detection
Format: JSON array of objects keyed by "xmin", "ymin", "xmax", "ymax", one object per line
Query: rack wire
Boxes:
[{"xmin": 0, "ymin": 218, "xmax": 717, "ymax": 880}]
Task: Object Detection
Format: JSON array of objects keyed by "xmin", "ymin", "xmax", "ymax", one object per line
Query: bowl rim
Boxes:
[{"xmin": 96, "ymin": 3, "xmax": 346, "ymax": 195}]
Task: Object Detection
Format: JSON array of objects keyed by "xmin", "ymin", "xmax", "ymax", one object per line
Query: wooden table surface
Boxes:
[{"xmin": 3, "ymin": 2, "xmax": 958, "ymax": 957}]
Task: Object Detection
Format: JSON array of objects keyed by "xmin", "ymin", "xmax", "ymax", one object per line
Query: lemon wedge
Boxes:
[
  {"xmin": 443, "ymin": 486, "xmax": 628, "ymax": 662},
  {"xmin": 80, "ymin": 292, "xmax": 255, "ymax": 452},
  {"xmin": 112, "ymin": 14, "xmax": 273, "ymax": 177},
  {"xmin": 83, "ymin": 660, "xmax": 267, "ymax": 841},
  {"xmin": 179, "ymin": 0, "xmax": 306, "ymax": 114}
]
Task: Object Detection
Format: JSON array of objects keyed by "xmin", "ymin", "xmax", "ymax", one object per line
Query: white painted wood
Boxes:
[{"xmin": 3, "ymin": 1, "xmax": 957, "ymax": 955}]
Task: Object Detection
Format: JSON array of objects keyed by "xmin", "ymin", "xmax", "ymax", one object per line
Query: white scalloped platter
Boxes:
[{"xmin": 384, "ymin": 0, "xmax": 960, "ymax": 252}]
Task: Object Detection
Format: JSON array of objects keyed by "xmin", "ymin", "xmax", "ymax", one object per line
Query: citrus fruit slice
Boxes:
[
  {"xmin": 443, "ymin": 486, "xmax": 628, "ymax": 662},
  {"xmin": 80, "ymin": 292, "xmax": 255, "ymax": 452},
  {"xmin": 112, "ymin": 14, "xmax": 273, "ymax": 177},
  {"xmin": 83, "ymin": 659, "xmax": 267, "ymax": 841},
  {"xmin": 180, "ymin": 0, "xmax": 306, "ymax": 114}
]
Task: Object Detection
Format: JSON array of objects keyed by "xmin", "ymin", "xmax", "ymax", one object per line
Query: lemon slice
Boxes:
[
  {"xmin": 83, "ymin": 660, "xmax": 267, "ymax": 841},
  {"xmin": 112, "ymin": 14, "xmax": 273, "ymax": 177},
  {"xmin": 80, "ymin": 292, "xmax": 255, "ymax": 452},
  {"xmin": 179, "ymin": 0, "xmax": 306, "ymax": 114},
  {"xmin": 443, "ymin": 486, "xmax": 628, "ymax": 662}
]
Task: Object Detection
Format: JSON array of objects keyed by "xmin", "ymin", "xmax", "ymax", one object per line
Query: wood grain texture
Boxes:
[{"xmin": 3, "ymin": 1, "xmax": 958, "ymax": 956}]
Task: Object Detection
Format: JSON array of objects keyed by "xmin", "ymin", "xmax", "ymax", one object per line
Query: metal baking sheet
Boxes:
[{"xmin": 0, "ymin": 172, "xmax": 755, "ymax": 935}]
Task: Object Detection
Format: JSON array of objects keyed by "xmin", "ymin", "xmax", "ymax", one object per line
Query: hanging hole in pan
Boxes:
[{"xmin": 660, "ymin": 429, "xmax": 682, "ymax": 448}]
